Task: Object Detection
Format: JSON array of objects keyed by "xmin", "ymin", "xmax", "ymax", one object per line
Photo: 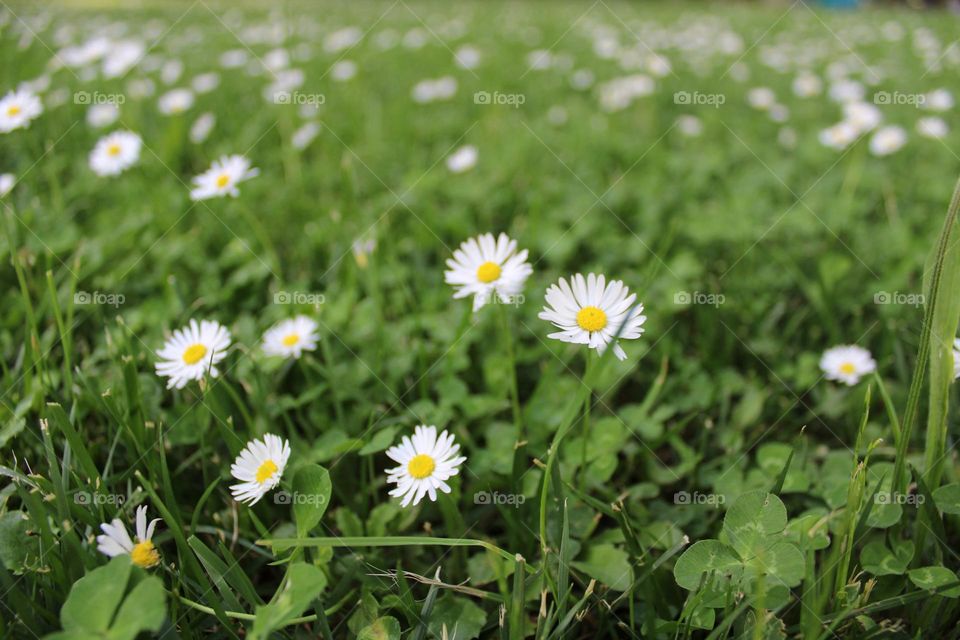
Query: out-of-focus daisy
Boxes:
[
  {"xmin": 87, "ymin": 103, "xmax": 119, "ymax": 128},
  {"xmin": 230, "ymin": 434, "xmax": 291, "ymax": 505},
  {"xmin": 352, "ymin": 237, "xmax": 376, "ymax": 268},
  {"xmin": 191, "ymin": 72, "xmax": 220, "ymax": 94},
  {"xmin": 676, "ymin": 114, "xmax": 702, "ymax": 137},
  {"xmin": 291, "ymin": 121, "xmax": 321, "ymax": 150},
  {"xmin": 96, "ymin": 505, "xmax": 161, "ymax": 569},
  {"xmin": 385, "ymin": 425, "xmax": 466, "ymax": 508},
  {"xmin": 89, "ymin": 131, "xmax": 142, "ymax": 177},
  {"xmin": 189, "ymin": 155, "xmax": 259, "ymax": 201},
  {"xmin": 155, "ymin": 319, "xmax": 231, "ymax": 389},
  {"xmin": 444, "ymin": 233, "xmax": 532, "ymax": 311},
  {"xmin": 768, "ymin": 104, "xmax": 790, "ymax": 123},
  {"xmin": 819, "ymin": 121, "xmax": 859, "ymax": 150},
  {"xmin": 0, "ymin": 89, "xmax": 42, "ymax": 133},
  {"xmin": 455, "ymin": 45, "xmax": 481, "ymax": 70},
  {"xmin": 262, "ymin": 316, "xmax": 319, "ymax": 359},
  {"xmin": 923, "ymin": 88, "xmax": 954, "ymax": 112},
  {"xmin": 330, "ymin": 60, "xmax": 357, "ymax": 81},
  {"xmin": 0, "ymin": 173, "xmax": 13, "ymax": 197},
  {"xmin": 446, "ymin": 145, "xmax": 477, "ymax": 173},
  {"xmin": 843, "ymin": 102, "xmax": 882, "ymax": 134},
  {"xmin": 829, "ymin": 79, "xmax": 865, "ymax": 103},
  {"xmin": 917, "ymin": 116, "xmax": 948, "ymax": 139},
  {"xmin": 820, "ymin": 345, "xmax": 876, "ymax": 385},
  {"xmin": 161, "ymin": 59, "xmax": 184, "ymax": 85},
  {"xmin": 411, "ymin": 76, "xmax": 457, "ymax": 103},
  {"xmin": 792, "ymin": 72, "xmax": 822, "ymax": 97},
  {"xmin": 869, "ymin": 125, "xmax": 907, "ymax": 156},
  {"xmin": 538, "ymin": 273, "xmax": 646, "ymax": 361},
  {"xmin": 157, "ymin": 88, "xmax": 194, "ymax": 115},
  {"xmin": 189, "ymin": 112, "xmax": 215, "ymax": 144},
  {"xmin": 747, "ymin": 87, "xmax": 775, "ymax": 110}
]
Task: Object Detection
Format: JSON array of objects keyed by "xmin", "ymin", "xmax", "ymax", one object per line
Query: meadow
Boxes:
[{"xmin": 2, "ymin": 1, "xmax": 960, "ymax": 638}]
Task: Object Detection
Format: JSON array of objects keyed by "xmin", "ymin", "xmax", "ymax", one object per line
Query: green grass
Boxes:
[{"xmin": 3, "ymin": 1, "xmax": 960, "ymax": 638}]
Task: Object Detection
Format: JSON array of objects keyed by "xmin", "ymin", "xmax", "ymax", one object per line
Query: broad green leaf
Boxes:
[
  {"xmin": 722, "ymin": 491, "xmax": 787, "ymax": 557},
  {"xmin": 427, "ymin": 596, "xmax": 487, "ymax": 640},
  {"xmin": 359, "ymin": 426, "xmax": 398, "ymax": 456},
  {"xmin": 250, "ymin": 563, "xmax": 327, "ymax": 639},
  {"xmin": 933, "ymin": 483, "xmax": 960, "ymax": 515},
  {"xmin": 0, "ymin": 511, "xmax": 39, "ymax": 572},
  {"xmin": 861, "ymin": 539, "xmax": 914, "ymax": 576},
  {"xmin": 61, "ymin": 556, "xmax": 131, "ymax": 633},
  {"xmin": 107, "ymin": 576, "xmax": 166, "ymax": 640},
  {"xmin": 745, "ymin": 541, "xmax": 804, "ymax": 588},
  {"xmin": 357, "ymin": 616, "xmax": 401, "ymax": 640},
  {"xmin": 673, "ymin": 540, "xmax": 741, "ymax": 591},
  {"xmin": 293, "ymin": 464, "xmax": 332, "ymax": 538},
  {"xmin": 908, "ymin": 566, "xmax": 960, "ymax": 597},
  {"xmin": 571, "ymin": 544, "xmax": 632, "ymax": 591}
]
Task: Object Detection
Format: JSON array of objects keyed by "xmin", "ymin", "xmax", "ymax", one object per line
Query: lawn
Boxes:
[{"xmin": 2, "ymin": 1, "xmax": 960, "ymax": 638}]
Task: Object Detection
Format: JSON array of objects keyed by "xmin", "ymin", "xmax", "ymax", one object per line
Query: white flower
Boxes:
[
  {"xmin": 155, "ymin": 319, "xmax": 231, "ymax": 389},
  {"xmin": 103, "ymin": 41, "xmax": 144, "ymax": 78},
  {"xmin": 917, "ymin": 116, "xmax": 948, "ymax": 139},
  {"xmin": 189, "ymin": 112, "xmax": 215, "ymax": 144},
  {"xmin": 444, "ymin": 233, "xmax": 532, "ymax": 311},
  {"xmin": 157, "ymin": 88, "xmax": 194, "ymax": 115},
  {"xmin": 262, "ymin": 316, "xmax": 319, "ymax": 359},
  {"xmin": 819, "ymin": 121, "xmax": 859, "ymax": 150},
  {"xmin": 87, "ymin": 103, "xmax": 120, "ymax": 128},
  {"xmin": 385, "ymin": 425, "xmax": 466, "ymax": 507},
  {"xmin": 538, "ymin": 273, "xmax": 646, "ymax": 361},
  {"xmin": 0, "ymin": 89, "xmax": 42, "ymax": 133},
  {"xmin": 747, "ymin": 87, "xmax": 776, "ymax": 110},
  {"xmin": 829, "ymin": 79, "xmax": 865, "ymax": 103},
  {"xmin": 792, "ymin": 72, "xmax": 822, "ymax": 98},
  {"xmin": 953, "ymin": 338, "xmax": 960, "ymax": 381},
  {"xmin": 820, "ymin": 345, "xmax": 876, "ymax": 385},
  {"xmin": 676, "ymin": 115, "xmax": 702, "ymax": 137},
  {"xmin": 191, "ymin": 72, "xmax": 220, "ymax": 94},
  {"xmin": 230, "ymin": 434, "xmax": 291, "ymax": 505},
  {"xmin": 843, "ymin": 102, "xmax": 882, "ymax": 134},
  {"xmin": 189, "ymin": 155, "xmax": 259, "ymax": 201},
  {"xmin": 454, "ymin": 45, "xmax": 481, "ymax": 70},
  {"xmin": 411, "ymin": 76, "xmax": 457, "ymax": 103},
  {"xmin": 291, "ymin": 122, "xmax": 321, "ymax": 150},
  {"xmin": 446, "ymin": 145, "xmax": 477, "ymax": 173},
  {"xmin": 89, "ymin": 131, "xmax": 142, "ymax": 177},
  {"xmin": 0, "ymin": 173, "xmax": 13, "ymax": 197},
  {"xmin": 768, "ymin": 104, "xmax": 790, "ymax": 123},
  {"xmin": 330, "ymin": 60, "xmax": 357, "ymax": 81},
  {"xmin": 869, "ymin": 125, "xmax": 907, "ymax": 156},
  {"xmin": 96, "ymin": 505, "xmax": 161, "ymax": 569},
  {"xmin": 923, "ymin": 88, "xmax": 953, "ymax": 112}
]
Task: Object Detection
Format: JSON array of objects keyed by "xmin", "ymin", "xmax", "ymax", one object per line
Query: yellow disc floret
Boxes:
[
  {"xmin": 407, "ymin": 454, "xmax": 436, "ymax": 479},
  {"xmin": 839, "ymin": 362, "xmax": 856, "ymax": 375},
  {"xmin": 256, "ymin": 459, "xmax": 278, "ymax": 484},
  {"xmin": 130, "ymin": 540, "xmax": 160, "ymax": 568},
  {"xmin": 215, "ymin": 173, "xmax": 230, "ymax": 188},
  {"xmin": 182, "ymin": 344, "xmax": 208, "ymax": 365},
  {"xmin": 476, "ymin": 261, "xmax": 501, "ymax": 283},
  {"xmin": 282, "ymin": 333, "xmax": 300, "ymax": 346},
  {"xmin": 576, "ymin": 306, "xmax": 608, "ymax": 332}
]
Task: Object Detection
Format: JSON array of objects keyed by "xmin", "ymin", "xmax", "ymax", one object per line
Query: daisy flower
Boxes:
[
  {"xmin": 262, "ymin": 316, "xmax": 319, "ymax": 359},
  {"xmin": 189, "ymin": 155, "xmax": 259, "ymax": 201},
  {"xmin": 230, "ymin": 434, "xmax": 291, "ymax": 505},
  {"xmin": 0, "ymin": 89, "xmax": 42, "ymax": 133},
  {"xmin": 86, "ymin": 102, "xmax": 120, "ymax": 128},
  {"xmin": 446, "ymin": 145, "xmax": 478, "ymax": 173},
  {"xmin": 819, "ymin": 121, "xmax": 859, "ymax": 151},
  {"xmin": 96, "ymin": 505, "xmax": 161, "ymax": 569},
  {"xmin": 869, "ymin": 125, "xmax": 907, "ymax": 156},
  {"xmin": 155, "ymin": 319, "xmax": 231, "ymax": 389},
  {"xmin": 538, "ymin": 273, "xmax": 646, "ymax": 361},
  {"xmin": 385, "ymin": 425, "xmax": 466, "ymax": 507},
  {"xmin": 917, "ymin": 116, "xmax": 948, "ymax": 139},
  {"xmin": 157, "ymin": 88, "xmax": 194, "ymax": 115},
  {"xmin": 820, "ymin": 345, "xmax": 876, "ymax": 385},
  {"xmin": 0, "ymin": 173, "xmax": 13, "ymax": 197},
  {"xmin": 444, "ymin": 233, "xmax": 533, "ymax": 311},
  {"xmin": 89, "ymin": 130, "xmax": 142, "ymax": 177}
]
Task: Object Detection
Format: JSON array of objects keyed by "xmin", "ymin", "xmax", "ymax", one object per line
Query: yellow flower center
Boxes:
[
  {"xmin": 476, "ymin": 261, "xmax": 501, "ymax": 283},
  {"xmin": 7, "ymin": 104, "xmax": 21, "ymax": 117},
  {"xmin": 107, "ymin": 143, "xmax": 122, "ymax": 156},
  {"xmin": 256, "ymin": 459, "xmax": 278, "ymax": 484},
  {"xmin": 130, "ymin": 540, "xmax": 160, "ymax": 568},
  {"xmin": 839, "ymin": 362, "xmax": 856, "ymax": 375},
  {"xmin": 215, "ymin": 173, "xmax": 230, "ymax": 188},
  {"xmin": 282, "ymin": 333, "xmax": 300, "ymax": 346},
  {"xmin": 182, "ymin": 343, "xmax": 208, "ymax": 365},
  {"xmin": 407, "ymin": 454, "xmax": 436, "ymax": 479},
  {"xmin": 576, "ymin": 306, "xmax": 607, "ymax": 332}
]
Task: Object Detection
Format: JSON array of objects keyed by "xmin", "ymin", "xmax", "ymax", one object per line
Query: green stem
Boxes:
[{"xmin": 173, "ymin": 587, "xmax": 355, "ymax": 622}]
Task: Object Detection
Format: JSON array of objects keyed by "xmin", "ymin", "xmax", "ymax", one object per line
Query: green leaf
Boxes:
[
  {"xmin": 745, "ymin": 541, "xmax": 804, "ymax": 588},
  {"xmin": 427, "ymin": 596, "xmax": 487, "ymax": 640},
  {"xmin": 722, "ymin": 491, "xmax": 787, "ymax": 557},
  {"xmin": 673, "ymin": 540, "xmax": 741, "ymax": 591},
  {"xmin": 572, "ymin": 544, "xmax": 632, "ymax": 592},
  {"xmin": 360, "ymin": 426, "xmax": 398, "ymax": 455},
  {"xmin": 861, "ymin": 539, "xmax": 914, "ymax": 576},
  {"xmin": 292, "ymin": 464, "xmax": 332, "ymax": 538},
  {"xmin": 907, "ymin": 566, "xmax": 960, "ymax": 597},
  {"xmin": 933, "ymin": 483, "xmax": 960, "ymax": 515},
  {"xmin": 61, "ymin": 556, "xmax": 132, "ymax": 633},
  {"xmin": 0, "ymin": 511, "xmax": 39, "ymax": 572},
  {"xmin": 107, "ymin": 576, "xmax": 166, "ymax": 640},
  {"xmin": 357, "ymin": 615, "xmax": 402, "ymax": 640},
  {"xmin": 250, "ymin": 563, "xmax": 327, "ymax": 639}
]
